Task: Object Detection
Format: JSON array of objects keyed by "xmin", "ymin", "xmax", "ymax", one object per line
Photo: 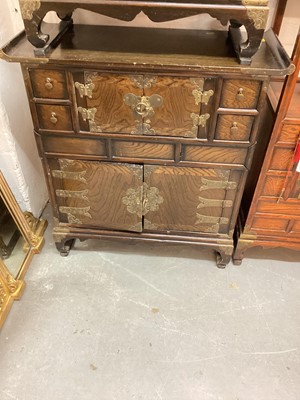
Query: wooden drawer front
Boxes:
[
  {"xmin": 257, "ymin": 200, "xmax": 300, "ymax": 217},
  {"xmin": 143, "ymin": 166, "xmax": 241, "ymax": 235},
  {"xmin": 113, "ymin": 141, "xmax": 174, "ymax": 161},
  {"xmin": 36, "ymin": 104, "xmax": 73, "ymax": 132},
  {"xmin": 291, "ymin": 221, "xmax": 300, "ymax": 234},
  {"xmin": 261, "ymin": 175, "xmax": 285, "ymax": 197},
  {"xmin": 278, "ymin": 124, "xmax": 300, "ymax": 144},
  {"xmin": 183, "ymin": 145, "xmax": 247, "ymax": 165},
  {"xmin": 43, "ymin": 136, "xmax": 107, "ymax": 157},
  {"xmin": 252, "ymin": 217, "xmax": 288, "ymax": 232},
  {"xmin": 215, "ymin": 115, "xmax": 254, "ymax": 141},
  {"xmin": 74, "ymin": 71, "xmax": 215, "ymax": 138},
  {"xmin": 269, "ymin": 147, "xmax": 294, "ymax": 171},
  {"xmin": 50, "ymin": 159, "xmax": 143, "ymax": 232},
  {"xmin": 30, "ymin": 69, "xmax": 67, "ymax": 99},
  {"xmin": 221, "ymin": 79, "xmax": 261, "ymax": 109}
]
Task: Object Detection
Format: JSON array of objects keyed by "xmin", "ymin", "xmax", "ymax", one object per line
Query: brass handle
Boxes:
[
  {"xmin": 135, "ymin": 100, "xmax": 150, "ymax": 117},
  {"xmin": 236, "ymin": 88, "xmax": 244, "ymax": 101},
  {"xmin": 50, "ymin": 112, "xmax": 58, "ymax": 124},
  {"xmin": 45, "ymin": 77, "xmax": 53, "ymax": 90},
  {"xmin": 230, "ymin": 121, "xmax": 239, "ymax": 135}
]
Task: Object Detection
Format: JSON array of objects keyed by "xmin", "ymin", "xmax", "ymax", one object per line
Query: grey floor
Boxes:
[{"xmin": 1, "ymin": 207, "xmax": 300, "ymax": 400}]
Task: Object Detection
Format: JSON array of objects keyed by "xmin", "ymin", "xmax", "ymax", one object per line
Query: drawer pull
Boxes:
[
  {"xmin": 236, "ymin": 88, "xmax": 244, "ymax": 101},
  {"xmin": 230, "ymin": 121, "xmax": 239, "ymax": 135},
  {"xmin": 45, "ymin": 77, "xmax": 53, "ymax": 90},
  {"xmin": 50, "ymin": 112, "xmax": 58, "ymax": 124}
]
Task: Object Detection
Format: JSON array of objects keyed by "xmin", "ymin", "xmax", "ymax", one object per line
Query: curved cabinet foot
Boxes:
[
  {"xmin": 55, "ymin": 238, "xmax": 75, "ymax": 257},
  {"xmin": 215, "ymin": 247, "xmax": 233, "ymax": 268}
]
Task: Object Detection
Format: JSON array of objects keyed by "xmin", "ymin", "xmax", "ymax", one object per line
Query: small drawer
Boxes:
[
  {"xmin": 30, "ymin": 69, "xmax": 68, "ymax": 99},
  {"xmin": 183, "ymin": 145, "xmax": 247, "ymax": 165},
  {"xmin": 277, "ymin": 124, "xmax": 300, "ymax": 144},
  {"xmin": 113, "ymin": 141, "xmax": 174, "ymax": 161},
  {"xmin": 221, "ymin": 79, "xmax": 261, "ymax": 109},
  {"xmin": 215, "ymin": 115, "xmax": 255, "ymax": 141},
  {"xmin": 43, "ymin": 136, "xmax": 107, "ymax": 157},
  {"xmin": 252, "ymin": 217, "xmax": 288, "ymax": 232},
  {"xmin": 36, "ymin": 104, "xmax": 73, "ymax": 132}
]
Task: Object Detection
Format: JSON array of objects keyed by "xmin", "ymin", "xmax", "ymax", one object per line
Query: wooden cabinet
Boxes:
[
  {"xmin": 233, "ymin": 33, "xmax": 300, "ymax": 263},
  {"xmin": 1, "ymin": 23, "xmax": 292, "ymax": 266}
]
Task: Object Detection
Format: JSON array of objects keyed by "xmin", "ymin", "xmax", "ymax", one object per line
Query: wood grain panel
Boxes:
[
  {"xmin": 82, "ymin": 73, "xmax": 140, "ymax": 134},
  {"xmin": 143, "ymin": 165, "xmax": 239, "ymax": 234},
  {"xmin": 113, "ymin": 141, "xmax": 174, "ymax": 160},
  {"xmin": 269, "ymin": 147, "xmax": 294, "ymax": 171},
  {"xmin": 277, "ymin": 124, "xmax": 300, "ymax": 144},
  {"xmin": 30, "ymin": 69, "xmax": 67, "ymax": 99},
  {"xmin": 221, "ymin": 79, "xmax": 261, "ymax": 109},
  {"xmin": 51, "ymin": 160, "xmax": 143, "ymax": 231},
  {"xmin": 257, "ymin": 200, "xmax": 300, "ymax": 216},
  {"xmin": 215, "ymin": 115, "xmax": 254, "ymax": 141},
  {"xmin": 144, "ymin": 76, "xmax": 201, "ymax": 137},
  {"xmin": 261, "ymin": 175, "xmax": 285, "ymax": 197},
  {"xmin": 43, "ymin": 136, "xmax": 107, "ymax": 157},
  {"xmin": 252, "ymin": 217, "xmax": 288, "ymax": 232},
  {"xmin": 183, "ymin": 145, "xmax": 247, "ymax": 165},
  {"xmin": 290, "ymin": 221, "xmax": 300, "ymax": 233},
  {"xmin": 36, "ymin": 104, "xmax": 73, "ymax": 132}
]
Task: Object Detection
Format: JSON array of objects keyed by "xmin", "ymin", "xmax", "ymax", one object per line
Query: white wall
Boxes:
[{"xmin": 0, "ymin": 0, "xmax": 48, "ymax": 216}]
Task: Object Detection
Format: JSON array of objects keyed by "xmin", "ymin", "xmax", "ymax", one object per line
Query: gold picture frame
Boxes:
[{"xmin": 0, "ymin": 171, "xmax": 47, "ymax": 328}]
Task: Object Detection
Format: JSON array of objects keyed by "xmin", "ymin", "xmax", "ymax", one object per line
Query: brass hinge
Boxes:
[
  {"xmin": 75, "ymin": 82, "xmax": 95, "ymax": 99},
  {"xmin": 197, "ymin": 197, "xmax": 233, "ymax": 209},
  {"xmin": 200, "ymin": 177, "xmax": 237, "ymax": 191},
  {"xmin": 59, "ymin": 206, "xmax": 92, "ymax": 224},
  {"xmin": 51, "ymin": 170, "xmax": 87, "ymax": 183},
  {"xmin": 190, "ymin": 113, "xmax": 210, "ymax": 137},
  {"xmin": 190, "ymin": 78, "xmax": 214, "ymax": 105},
  {"xmin": 77, "ymin": 107, "xmax": 102, "ymax": 132},
  {"xmin": 56, "ymin": 189, "xmax": 89, "ymax": 201}
]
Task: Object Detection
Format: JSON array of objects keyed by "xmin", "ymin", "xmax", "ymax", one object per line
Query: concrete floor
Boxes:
[{"xmin": 1, "ymin": 207, "xmax": 300, "ymax": 400}]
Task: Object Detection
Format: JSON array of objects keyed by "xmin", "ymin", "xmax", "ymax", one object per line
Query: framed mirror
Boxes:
[{"xmin": 0, "ymin": 171, "xmax": 47, "ymax": 328}]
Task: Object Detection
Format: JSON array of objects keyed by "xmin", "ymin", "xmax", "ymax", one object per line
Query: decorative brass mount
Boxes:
[
  {"xmin": 122, "ymin": 183, "xmax": 163, "ymax": 217},
  {"xmin": 190, "ymin": 113, "xmax": 210, "ymax": 137},
  {"xmin": 190, "ymin": 78, "xmax": 214, "ymax": 105},
  {"xmin": 124, "ymin": 94, "xmax": 163, "ymax": 119},
  {"xmin": 197, "ymin": 197, "xmax": 233, "ymax": 209},
  {"xmin": 19, "ymin": 0, "xmax": 41, "ymax": 20},
  {"xmin": 75, "ymin": 82, "xmax": 95, "ymax": 98},
  {"xmin": 59, "ymin": 206, "xmax": 92, "ymax": 224},
  {"xmin": 77, "ymin": 106, "xmax": 102, "ymax": 132},
  {"xmin": 130, "ymin": 75, "xmax": 157, "ymax": 89},
  {"xmin": 200, "ymin": 177, "xmax": 237, "ymax": 191}
]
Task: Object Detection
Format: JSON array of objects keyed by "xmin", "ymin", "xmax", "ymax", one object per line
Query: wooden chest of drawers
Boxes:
[
  {"xmin": 233, "ymin": 33, "xmax": 300, "ymax": 263},
  {"xmin": 1, "ymin": 24, "xmax": 293, "ymax": 266}
]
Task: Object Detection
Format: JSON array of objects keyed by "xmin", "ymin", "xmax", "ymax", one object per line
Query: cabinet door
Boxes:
[
  {"xmin": 74, "ymin": 71, "xmax": 215, "ymax": 138},
  {"xmin": 50, "ymin": 159, "xmax": 143, "ymax": 232},
  {"xmin": 143, "ymin": 165, "xmax": 240, "ymax": 235}
]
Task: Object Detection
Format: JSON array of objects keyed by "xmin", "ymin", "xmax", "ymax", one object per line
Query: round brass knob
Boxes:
[
  {"xmin": 45, "ymin": 77, "xmax": 53, "ymax": 90},
  {"xmin": 50, "ymin": 112, "xmax": 58, "ymax": 124},
  {"xmin": 236, "ymin": 88, "xmax": 244, "ymax": 101}
]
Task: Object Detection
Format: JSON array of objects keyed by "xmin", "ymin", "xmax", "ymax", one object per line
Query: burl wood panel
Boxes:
[
  {"xmin": 215, "ymin": 114, "xmax": 254, "ymax": 141},
  {"xmin": 43, "ymin": 136, "xmax": 107, "ymax": 157},
  {"xmin": 30, "ymin": 69, "xmax": 68, "ymax": 99},
  {"xmin": 143, "ymin": 165, "xmax": 238, "ymax": 234},
  {"xmin": 221, "ymin": 79, "xmax": 261, "ymax": 109},
  {"xmin": 36, "ymin": 104, "xmax": 73, "ymax": 132},
  {"xmin": 183, "ymin": 145, "xmax": 247, "ymax": 165},
  {"xmin": 80, "ymin": 73, "xmax": 140, "ymax": 134},
  {"xmin": 51, "ymin": 160, "xmax": 143, "ymax": 232},
  {"xmin": 144, "ymin": 76, "xmax": 202, "ymax": 137},
  {"xmin": 112, "ymin": 141, "xmax": 174, "ymax": 160}
]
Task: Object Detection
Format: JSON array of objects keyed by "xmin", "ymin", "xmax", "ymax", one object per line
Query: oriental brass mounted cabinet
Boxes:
[{"xmin": 1, "ymin": 4, "xmax": 293, "ymax": 266}]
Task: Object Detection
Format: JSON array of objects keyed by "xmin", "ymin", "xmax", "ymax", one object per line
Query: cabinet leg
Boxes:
[
  {"xmin": 55, "ymin": 238, "xmax": 75, "ymax": 257},
  {"xmin": 232, "ymin": 243, "xmax": 249, "ymax": 265},
  {"xmin": 215, "ymin": 249, "xmax": 232, "ymax": 269}
]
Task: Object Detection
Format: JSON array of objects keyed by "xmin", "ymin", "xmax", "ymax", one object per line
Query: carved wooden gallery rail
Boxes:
[{"xmin": 19, "ymin": 0, "xmax": 269, "ymax": 64}]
